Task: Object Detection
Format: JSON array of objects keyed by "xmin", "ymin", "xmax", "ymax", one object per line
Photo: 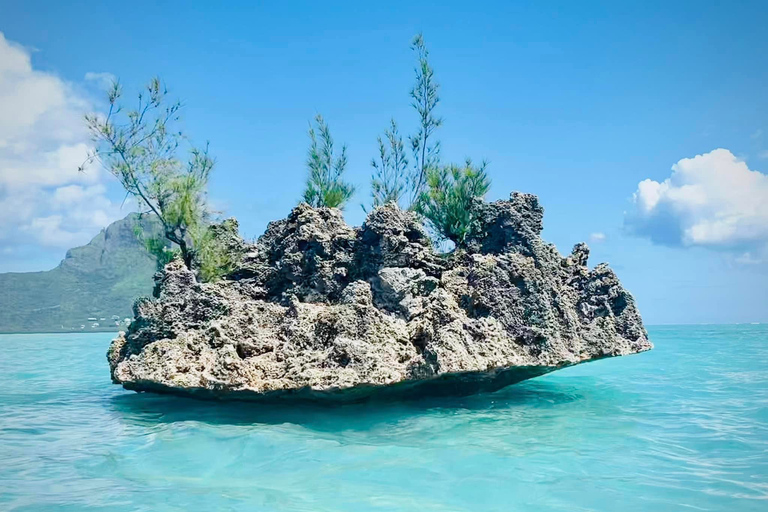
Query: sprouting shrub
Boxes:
[
  {"xmin": 369, "ymin": 119, "xmax": 408, "ymax": 209},
  {"xmin": 366, "ymin": 34, "xmax": 442, "ymax": 212},
  {"xmin": 133, "ymin": 223, "xmax": 180, "ymax": 270},
  {"xmin": 145, "ymin": 235, "xmax": 181, "ymax": 269},
  {"xmin": 303, "ymin": 114, "xmax": 355, "ymax": 209},
  {"xmin": 191, "ymin": 220, "xmax": 240, "ymax": 283},
  {"xmin": 407, "ymin": 33, "xmax": 443, "ymax": 206},
  {"xmin": 134, "ymin": 217, "xmax": 239, "ymax": 283},
  {"xmin": 414, "ymin": 159, "xmax": 491, "ymax": 249}
]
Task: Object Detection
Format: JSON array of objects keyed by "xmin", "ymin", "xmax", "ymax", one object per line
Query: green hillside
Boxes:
[{"xmin": 0, "ymin": 214, "xmax": 161, "ymax": 333}]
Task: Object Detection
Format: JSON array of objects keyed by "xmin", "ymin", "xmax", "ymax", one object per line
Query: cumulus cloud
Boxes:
[
  {"xmin": 0, "ymin": 32, "xmax": 129, "ymax": 263},
  {"xmin": 589, "ymin": 232, "xmax": 606, "ymax": 243},
  {"xmin": 625, "ymin": 148, "xmax": 768, "ymax": 261}
]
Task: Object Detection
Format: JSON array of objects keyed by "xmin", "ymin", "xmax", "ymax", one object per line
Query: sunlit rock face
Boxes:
[{"xmin": 108, "ymin": 192, "xmax": 651, "ymax": 402}]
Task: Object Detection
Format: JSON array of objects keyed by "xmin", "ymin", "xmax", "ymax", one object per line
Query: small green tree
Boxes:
[
  {"xmin": 193, "ymin": 219, "xmax": 240, "ymax": 283},
  {"xmin": 408, "ymin": 33, "xmax": 443, "ymax": 206},
  {"xmin": 133, "ymin": 222, "xmax": 180, "ymax": 270},
  {"xmin": 414, "ymin": 159, "xmax": 491, "ymax": 249},
  {"xmin": 84, "ymin": 78, "xmax": 213, "ymax": 270},
  {"xmin": 370, "ymin": 119, "xmax": 408, "ymax": 208},
  {"xmin": 303, "ymin": 114, "xmax": 355, "ymax": 209}
]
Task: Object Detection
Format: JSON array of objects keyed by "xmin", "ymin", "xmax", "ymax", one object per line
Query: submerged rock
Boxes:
[{"xmin": 108, "ymin": 192, "xmax": 651, "ymax": 401}]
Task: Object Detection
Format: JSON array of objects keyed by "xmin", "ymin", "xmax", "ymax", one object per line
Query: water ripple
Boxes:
[{"xmin": 1, "ymin": 325, "xmax": 767, "ymax": 511}]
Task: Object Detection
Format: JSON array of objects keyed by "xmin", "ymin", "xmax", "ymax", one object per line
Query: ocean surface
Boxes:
[{"xmin": 1, "ymin": 325, "xmax": 766, "ymax": 511}]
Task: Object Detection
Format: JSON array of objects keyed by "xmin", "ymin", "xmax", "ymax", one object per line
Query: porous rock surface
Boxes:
[{"xmin": 108, "ymin": 192, "xmax": 651, "ymax": 401}]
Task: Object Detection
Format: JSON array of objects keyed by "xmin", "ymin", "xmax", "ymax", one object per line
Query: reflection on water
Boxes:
[
  {"xmin": 108, "ymin": 379, "xmax": 585, "ymax": 430},
  {"xmin": 1, "ymin": 325, "xmax": 767, "ymax": 511}
]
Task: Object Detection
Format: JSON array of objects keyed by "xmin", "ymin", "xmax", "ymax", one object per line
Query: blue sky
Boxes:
[{"xmin": 0, "ymin": 0, "xmax": 766, "ymax": 324}]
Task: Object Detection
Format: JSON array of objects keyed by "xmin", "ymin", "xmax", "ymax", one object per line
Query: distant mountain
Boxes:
[{"xmin": 0, "ymin": 214, "xmax": 161, "ymax": 333}]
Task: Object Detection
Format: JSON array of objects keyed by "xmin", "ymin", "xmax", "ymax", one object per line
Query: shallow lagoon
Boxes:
[{"xmin": 1, "ymin": 325, "xmax": 767, "ymax": 511}]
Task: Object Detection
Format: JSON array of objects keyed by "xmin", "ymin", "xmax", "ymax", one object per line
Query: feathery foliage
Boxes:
[
  {"xmin": 303, "ymin": 114, "xmax": 355, "ymax": 209},
  {"xmin": 133, "ymin": 223, "xmax": 179, "ymax": 269},
  {"xmin": 370, "ymin": 119, "xmax": 408, "ymax": 208},
  {"xmin": 84, "ymin": 77, "xmax": 213, "ymax": 270},
  {"xmin": 408, "ymin": 33, "xmax": 443, "ymax": 206},
  {"xmin": 85, "ymin": 78, "xmax": 234, "ymax": 282},
  {"xmin": 414, "ymin": 159, "xmax": 491, "ymax": 248},
  {"xmin": 192, "ymin": 223, "xmax": 238, "ymax": 283}
]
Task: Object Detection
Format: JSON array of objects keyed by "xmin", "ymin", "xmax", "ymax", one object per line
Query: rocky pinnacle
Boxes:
[{"xmin": 108, "ymin": 192, "xmax": 651, "ymax": 401}]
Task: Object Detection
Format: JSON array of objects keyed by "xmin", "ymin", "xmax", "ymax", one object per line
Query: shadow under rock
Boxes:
[{"xmin": 108, "ymin": 378, "xmax": 585, "ymax": 430}]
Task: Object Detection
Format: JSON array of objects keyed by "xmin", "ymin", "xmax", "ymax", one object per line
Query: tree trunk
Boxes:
[
  {"xmin": 178, "ymin": 239, "xmax": 195, "ymax": 270},
  {"xmin": 166, "ymin": 228, "xmax": 194, "ymax": 271}
]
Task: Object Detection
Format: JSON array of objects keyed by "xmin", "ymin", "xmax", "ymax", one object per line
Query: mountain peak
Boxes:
[{"xmin": 0, "ymin": 213, "xmax": 161, "ymax": 333}]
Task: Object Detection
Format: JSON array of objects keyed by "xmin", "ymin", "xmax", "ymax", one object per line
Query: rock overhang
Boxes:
[{"xmin": 108, "ymin": 192, "xmax": 652, "ymax": 401}]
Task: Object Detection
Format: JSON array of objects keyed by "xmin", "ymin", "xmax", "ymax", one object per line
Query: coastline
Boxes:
[{"xmin": 0, "ymin": 327, "xmax": 120, "ymax": 335}]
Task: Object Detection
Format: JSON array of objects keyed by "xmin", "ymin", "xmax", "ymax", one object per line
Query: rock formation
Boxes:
[{"xmin": 108, "ymin": 192, "xmax": 651, "ymax": 401}]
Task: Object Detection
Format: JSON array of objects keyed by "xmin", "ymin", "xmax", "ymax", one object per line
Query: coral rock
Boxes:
[{"xmin": 108, "ymin": 193, "xmax": 651, "ymax": 401}]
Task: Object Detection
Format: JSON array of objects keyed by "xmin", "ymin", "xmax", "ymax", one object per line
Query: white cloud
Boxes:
[
  {"xmin": 751, "ymin": 129, "xmax": 763, "ymax": 140},
  {"xmin": 53, "ymin": 183, "xmax": 106, "ymax": 206},
  {"xmin": 735, "ymin": 252, "xmax": 766, "ymax": 265},
  {"xmin": 589, "ymin": 232, "xmax": 606, "ymax": 243},
  {"xmin": 23, "ymin": 215, "xmax": 80, "ymax": 248},
  {"xmin": 758, "ymin": 150, "xmax": 768, "ymax": 160},
  {"xmin": 0, "ymin": 32, "xmax": 129, "ymax": 260},
  {"xmin": 625, "ymin": 148, "xmax": 768, "ymax": 259},
  {"xmin": 84, "ymin": 71, "xmax": 116, "ymax": 89}
]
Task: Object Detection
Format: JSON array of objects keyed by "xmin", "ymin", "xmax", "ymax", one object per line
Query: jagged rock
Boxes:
[
  {"xmin": 108, "ymin": 193, "xmax": 652, "ymax": 402},
  {"xmin": 354, "ymin": 203, "xmax": 443, "ymax": 277},
  {"xmin": 235, "ymin": 204, "xmax": 356, "ymax": 303},
  {"xmin": 465, "ymin": 192, "xmax": 544, "ymax": 256}
]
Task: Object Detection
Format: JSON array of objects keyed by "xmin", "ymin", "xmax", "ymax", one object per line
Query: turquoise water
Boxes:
[{"xmin": 1, "ymin": 326, "xmax": 767, "ymax": 511}]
